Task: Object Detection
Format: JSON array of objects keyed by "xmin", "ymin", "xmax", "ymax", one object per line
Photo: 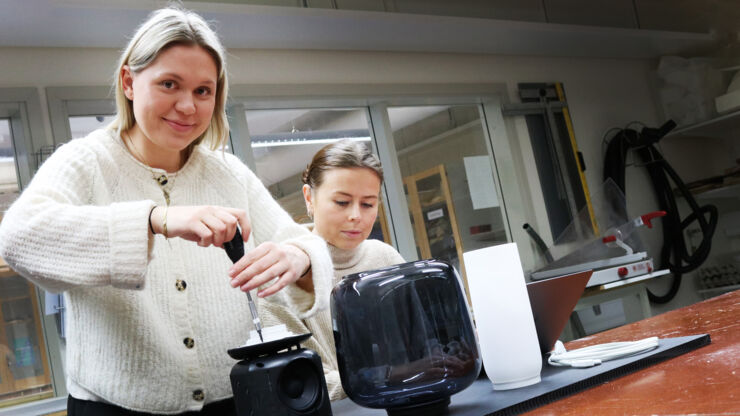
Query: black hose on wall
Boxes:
[
  {"xmin": 603, "ymin": 121, "xmax": 718, "ymax": 304},
  {"xmin": 523, "ymin": 223, "xmax": 554, "ymax": 264}
]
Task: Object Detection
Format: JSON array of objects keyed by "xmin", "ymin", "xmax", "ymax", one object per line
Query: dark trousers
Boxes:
[{"xmin": 67, "ymin": 395, "xmax": 236, "ymax": 416}]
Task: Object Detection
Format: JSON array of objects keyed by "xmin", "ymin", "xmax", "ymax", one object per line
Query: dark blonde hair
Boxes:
[
  {"xmin": 109, "ymin": 6, "xmax": 229, "ymax": 150},
  {"xmin": 302, "ymin": 140, "xmax": 384, "ymax": 189}
]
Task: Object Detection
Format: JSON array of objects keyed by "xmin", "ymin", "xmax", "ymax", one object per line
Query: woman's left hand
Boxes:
[{"xmin": 227, "ymin": 242, "xmax": 312, "ymax": 297}]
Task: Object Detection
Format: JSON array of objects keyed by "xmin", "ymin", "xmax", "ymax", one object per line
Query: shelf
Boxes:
[
  {"xmin": 0, "ymin": 295, "xmax": 31, "ymax": 303},
  {"xmin": 421, "ymin": 200, "xmax": 447, "ymax": 211},
  {"xmin": 665, "ymin": 109, "xmax": 740, "ymax": 140},
  {"xmin": 4, "ymin": 317, "xmax": 34, "ymax": 325},
  {"xmin": 0, "ymin": 265, "xmax": 18, "ymax": 278}
]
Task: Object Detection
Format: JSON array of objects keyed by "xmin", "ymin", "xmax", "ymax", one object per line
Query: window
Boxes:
[{"xmin": 68, "ymin": 115, "xmax": 115, "ymax": 140}]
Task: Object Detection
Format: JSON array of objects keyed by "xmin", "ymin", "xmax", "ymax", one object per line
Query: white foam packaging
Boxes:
[{"xmin": 464, "ymin": 243, "xmax": 542, "ymax": 390}]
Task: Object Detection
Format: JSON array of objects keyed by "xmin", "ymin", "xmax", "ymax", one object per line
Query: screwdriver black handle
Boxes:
[{"xmin": 223, "ymin": 226, "xmax": 244, "ymax": 264}]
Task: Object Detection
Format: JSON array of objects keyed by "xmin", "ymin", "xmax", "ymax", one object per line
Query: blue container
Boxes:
[{"xmin": 331, "ymin": 260, "xmax": 481, "ymax": 416}]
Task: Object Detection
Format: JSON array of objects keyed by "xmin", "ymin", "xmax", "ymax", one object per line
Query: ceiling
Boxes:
[{"xmin": 0, "ymin": 0, "xmax": 718, "ymax": 58}]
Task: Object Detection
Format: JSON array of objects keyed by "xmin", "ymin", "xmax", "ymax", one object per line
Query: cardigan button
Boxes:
[
  {"xmin": 192, "ymin": 389, "xmax": 205, "ymax": 401},
  {"xmin": 183, "ymin": 337, "xmax": 195, "ymax": 349},
  {"xmin": 175, "ymin": 280, "xmax": 187, "ymax": 291}
]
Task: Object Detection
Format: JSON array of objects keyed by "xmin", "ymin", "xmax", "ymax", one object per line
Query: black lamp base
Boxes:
[{"xmin": 386, "ymin": 397, "xmax": 451, "ymax": 416}]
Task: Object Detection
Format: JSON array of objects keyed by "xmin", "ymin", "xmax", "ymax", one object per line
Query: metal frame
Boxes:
[
  {"xmin": 0, "ymin": 89, "xmax": 48, "ymax": 188},
  {"xmin": 226, "ymin": 102, "xmax": 256, "ymax": 171},
  {"xmin": 481, "ymin": 96, "xmax": 539, "ymax": 271},
  {"xmin": 368, "ymin": 103, "xmax": 416, "ymax": 258},
  {"xmin": 46, "ymin": 86, "xmax": 115, "ymax": 146}
]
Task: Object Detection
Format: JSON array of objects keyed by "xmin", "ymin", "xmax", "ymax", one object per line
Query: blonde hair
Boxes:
[{"xmin": 110, "ymin": 6, "xmax": 229, "ymax": 150}]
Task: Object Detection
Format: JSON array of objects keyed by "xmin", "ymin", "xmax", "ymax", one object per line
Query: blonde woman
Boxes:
[
  {"xmin": 0, "ymin": 6, "xmax": 331, "ymax": 415},
  {"xmin": 262, "ymin": 140, "xmax": 405, "ymax": 401}
]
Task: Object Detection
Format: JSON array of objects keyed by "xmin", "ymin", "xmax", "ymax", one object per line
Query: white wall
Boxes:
[
  {"xmin": 4, "ymin": 46, "xmax": 708, "ymax": 312},
  {"xmin": 0, "ymin": 47, "xmax": 661, "ymax": 171},
  {"xmin": 0, "ymin": 46, "xmax": 663, "ymax": 212}
]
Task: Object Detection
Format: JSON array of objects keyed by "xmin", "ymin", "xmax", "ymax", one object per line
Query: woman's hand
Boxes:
[
  {"xmin": 150, "ymin": 205, "xmax": 249, "ymax": 247},
  {"xmin": 227, "ymin": 242, "xmax": 312, "ymax": 297}
]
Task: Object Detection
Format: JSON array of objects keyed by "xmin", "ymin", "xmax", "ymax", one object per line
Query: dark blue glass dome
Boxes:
[{"xmin": 331, "ymin": 260, "xmax": 481, "ymax": 416}]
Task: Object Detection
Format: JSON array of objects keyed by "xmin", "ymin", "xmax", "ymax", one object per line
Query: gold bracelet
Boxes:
[{"xmin": 162, "ymin": 205, "xmax": 169, "ymax": 239}]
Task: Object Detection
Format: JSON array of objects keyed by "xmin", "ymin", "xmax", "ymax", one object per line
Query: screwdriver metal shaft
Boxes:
[
  {"xmin": 223, "ymin": 226, "xmax": 264, "ymax": 343},
  {"xmin": 246, "ymin": 291, "xmax": 263, "ymax": 342}
]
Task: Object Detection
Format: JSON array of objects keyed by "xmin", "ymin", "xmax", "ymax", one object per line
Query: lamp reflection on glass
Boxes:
[{"xmin": 250, "ymin": 129, "xmax": 371, "ymax": 148}]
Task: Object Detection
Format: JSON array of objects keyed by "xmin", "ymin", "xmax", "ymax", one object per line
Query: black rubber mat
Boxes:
[{"xmin": 331, "ymin": 334, "xmax": 711, "ymax": 416}]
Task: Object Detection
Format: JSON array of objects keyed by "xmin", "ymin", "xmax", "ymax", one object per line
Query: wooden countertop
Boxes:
[{"xmin": 523, "ymin": 289, "xmax": 740, "ymax": 416}]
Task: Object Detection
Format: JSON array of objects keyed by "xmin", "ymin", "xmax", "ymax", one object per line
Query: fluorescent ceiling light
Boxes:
[{"xmin": 250, "ymin": 136, "xmax": 371, "ymax": 148}]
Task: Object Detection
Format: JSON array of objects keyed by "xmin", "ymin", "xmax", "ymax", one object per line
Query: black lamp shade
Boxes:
[{"xmin": 331, "ymin": 260, "xmax": 481, "ymax": 415}]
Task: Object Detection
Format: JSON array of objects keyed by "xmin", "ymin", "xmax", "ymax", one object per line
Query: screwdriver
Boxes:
[{"xmin": 223, "ymin": 226, "xmax": 264, "ymax": 342}]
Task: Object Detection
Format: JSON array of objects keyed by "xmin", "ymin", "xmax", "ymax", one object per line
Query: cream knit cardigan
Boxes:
[
  {"xmin": 0, "ymin": 129, "xmax": 333, "ymax": 414},
  {"xmin": 262, "ymin": 238, "xmax": 405, "ymax": 401}
]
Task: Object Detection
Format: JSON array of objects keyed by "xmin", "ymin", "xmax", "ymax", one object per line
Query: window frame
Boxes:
[{"xmin": 0, "ymin": 88, "xmax": 50, "ymax": 187}]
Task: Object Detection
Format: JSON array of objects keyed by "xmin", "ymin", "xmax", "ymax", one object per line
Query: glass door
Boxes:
[{"xmin": 0, "ymin": 118, "xmax": 53, "ymax": 407}]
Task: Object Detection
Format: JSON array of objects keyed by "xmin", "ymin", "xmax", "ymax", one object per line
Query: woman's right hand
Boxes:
[{"xmin": 150, "ymin": 205, "xmax": 249, "ymax": 248}]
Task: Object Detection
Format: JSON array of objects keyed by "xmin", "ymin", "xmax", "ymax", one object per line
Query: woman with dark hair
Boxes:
[{"xmin": 262, "ymin": 140, "xmax": 405, "ymax": 401}]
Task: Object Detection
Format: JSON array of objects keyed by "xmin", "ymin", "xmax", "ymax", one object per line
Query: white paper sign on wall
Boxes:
[{"xmin": 464, "ymin": 155, "xmax": 499, "ymax": 210}]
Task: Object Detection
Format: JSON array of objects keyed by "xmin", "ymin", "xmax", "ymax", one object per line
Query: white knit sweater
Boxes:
[
  {"xmin": 261, "ymin": 238, "xmax": 405, "ymax": 401},
  {"xmin": 0, "ymin": 129, "xmax": 333, "ymax": 414}
]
